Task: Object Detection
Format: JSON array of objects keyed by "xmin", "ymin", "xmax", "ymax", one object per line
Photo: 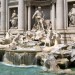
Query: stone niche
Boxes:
[
  {"xmin": 68, "ymin": 1, "xmax": 75, "ymax": 27},
  {"xmin": 9, "ymin": 7, "xmax": 18, "ymax": 29},
  {"xmin": 31, "ymin": 6, "xmax": 50, "ymax": 29}
]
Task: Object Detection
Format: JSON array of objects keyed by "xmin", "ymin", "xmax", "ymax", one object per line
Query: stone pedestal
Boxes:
[
  {"xmin": 18, "ymin": 0, "xmax": 25, "ymax": 31},
  {"xmin": 1, "ymin": 0, "xmax": 6, "ymax": 31},
  {"xmin": 56, "ymin": 0, "xmax": 64, "ymax": 30},
  {"xmin": 28, "ymin": 6, "xmax": 31, "ymax": 31}
]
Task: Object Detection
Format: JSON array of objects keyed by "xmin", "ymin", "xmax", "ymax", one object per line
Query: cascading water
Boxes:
[
  {"xmin": 42, "ymin": 53, "xmax": 60, "ymax": 72},
  {"xmin": 3, "ymin": 45, "xmax": 42, "ymax": 66}
]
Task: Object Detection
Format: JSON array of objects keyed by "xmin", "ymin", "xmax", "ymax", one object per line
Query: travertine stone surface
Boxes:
[
  {"xmin": 56, "ymin": 0, "xmax": 64, "ymax": 30},
  {"xmin": 18, "ymin": 0, "xmax": 25, "ymax": 30},
  {"xmin": 1, "ymin": 0, "xmax": 6, "ymax": 31},
  {"xmin": 51, "ymin": 3, "xmax": 55, "ymax": 30},
  {"xmin": 28, "ymin": 6, "xmax": 31, "ymax": 30}
]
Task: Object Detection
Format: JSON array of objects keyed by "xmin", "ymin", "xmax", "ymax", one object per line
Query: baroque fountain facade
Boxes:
[{"xmin": 0, "ymin": 0, "xmax": 75, "ymax": 75}]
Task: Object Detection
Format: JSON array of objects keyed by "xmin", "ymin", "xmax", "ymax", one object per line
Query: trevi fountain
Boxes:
[
  {"xmin": 0, "ymin": 15, "xmax": 75, "ymax": 75},
  {"xmin": 1, "ymin": 1, "xmax": 75, "ymax": 75}
]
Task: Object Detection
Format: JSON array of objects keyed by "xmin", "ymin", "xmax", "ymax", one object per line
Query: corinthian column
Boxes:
[
  {"xmin": 6, "ymin": 0, "xmax": 8, "ymax": 31},
  {"xmin": 1, "ymin": 0, "xmax": 6, "ymax": 31},
  {"xmin": 28, "ymin": 6, "xmax": 31, "ymax": 31},
  {"xmin": 56, "ymin": 0, "xmax": 64, "ymax": 30},
  {"xmin": 25, "ymin": 4, "xmax": 27, "ymax": 31},
  {"xmin": 51, "ymin": 3, "xmax": 55, "ymax": 30},
  {"xmin": 64, "ymin": 0, "xmax": 68, "ymax": 29},
  {"xmin": 18, "ymin": 0, "xmax": 25, "ymax": 31}
]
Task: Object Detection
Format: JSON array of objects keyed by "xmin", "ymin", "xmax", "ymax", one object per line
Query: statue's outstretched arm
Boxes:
[{"xmin": 32, "ymin": 11, "xmax": 37, "ymax": 19}]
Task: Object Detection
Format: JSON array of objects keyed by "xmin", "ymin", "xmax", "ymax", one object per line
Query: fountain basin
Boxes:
[
  {"xmin": 5, "ymin": 49, "xmax": 42, "ymax": 53},
  {"xmin": 3, "ymin": 47, "xmax": 42, "ymax": 65}
]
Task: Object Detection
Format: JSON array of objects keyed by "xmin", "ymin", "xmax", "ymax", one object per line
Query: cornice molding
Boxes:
[{"xmin": 25, "ymin": 0, "xmax": 56, "ymax": 6}]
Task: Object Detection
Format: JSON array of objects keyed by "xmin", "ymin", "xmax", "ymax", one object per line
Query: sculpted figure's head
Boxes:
[
  {"xmin": 13, "ymin": 10, "xmax": 16, "ymax": 13},
  {"xmin": 73, "ymin": 4, "xmax": 75, "ymax": 8},
  {"xmin": 38, "ymin": 6, "xmax": 41, "ymax": 11}
]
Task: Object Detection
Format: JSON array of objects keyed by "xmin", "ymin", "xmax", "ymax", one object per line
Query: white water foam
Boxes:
[{"xmin": 1, "ymin": 62, "xmax": 38, "ymax": 68}]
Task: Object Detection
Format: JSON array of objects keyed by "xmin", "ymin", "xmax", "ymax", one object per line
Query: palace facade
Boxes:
[{"xmin": 0, "ymin": 0, "xmax": 75, "ymax": 43}]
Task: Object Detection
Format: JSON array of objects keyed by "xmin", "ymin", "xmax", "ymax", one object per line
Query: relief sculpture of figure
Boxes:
[
  {"xmin": 69, "ymin": 4, "xmax": 75, "ymax": 26},
  {"xmin": 10, "ymin": 10, "xmax": 18, "ymax": 28},
  {"xmin": 32, "ymin": 7, "xmax": 45, "ymax": 30}
]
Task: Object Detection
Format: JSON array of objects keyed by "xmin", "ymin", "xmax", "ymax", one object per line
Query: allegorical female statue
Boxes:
[
  {"xmin": 69, "ymin": 4, "xmax": 75, "ymax": 26},
  {"xmin": 10, "ymin": 10, "xmax": 18, "ymax": 28}
]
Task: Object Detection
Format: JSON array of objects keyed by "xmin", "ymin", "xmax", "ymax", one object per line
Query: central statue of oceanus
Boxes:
[{"xmin": 32, "ymin": 7, "xmax": 45, "ymax": 30}]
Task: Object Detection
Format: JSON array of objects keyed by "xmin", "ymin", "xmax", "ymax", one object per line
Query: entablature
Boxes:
[
  {"xmin": 67, "ymin": 0, "xmax": 75, "ymax": 2},
  {"xmin": 25, "ymin": 0, "xmax": 56, "ymax": 6}
]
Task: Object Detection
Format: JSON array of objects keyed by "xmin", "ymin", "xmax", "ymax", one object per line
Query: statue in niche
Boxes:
[
  {"xmin": 32, "ymin": 6, "xmax": 45, "ymax": 30},
  {"xmin": 69, "ymin": 4, "xmax": 75, "ymax": 26},
  {"xmin": 10, "ymin": 10, "xmax": 18, "ymax": 28}
]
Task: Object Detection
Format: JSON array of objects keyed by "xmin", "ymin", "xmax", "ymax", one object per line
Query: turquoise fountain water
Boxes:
[
  {"xmin": 0, "ymin": 62, "xmax": 57, "ymax": 75},
  {"xmin": 0, "ymin": 62, "xmax": 75, "ymax": 75}
]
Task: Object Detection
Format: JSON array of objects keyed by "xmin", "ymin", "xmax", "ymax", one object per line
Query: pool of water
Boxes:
[
  {"xmin": 0, "ymin": 62, "xmax": 75, "ymax": 75},
  {"xmin": 0, "ymin": 62, "xmax": 56, "ymax": 75}
]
